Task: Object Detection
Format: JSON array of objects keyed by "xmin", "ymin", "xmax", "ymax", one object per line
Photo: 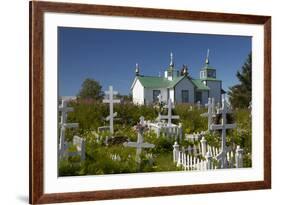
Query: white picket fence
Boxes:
[
  {"xmin": 184, "ymin": 144, "xmax": 201, "ymax": 156},
  {"xmin": 147, "ymin": 121, "xmax": 183, "ymax": 141},
  {"xmin": 206, "ymin": 145, "xmax": 238, "ymax": 168},
  {"xmin": 206, "ymin": 145, "xmax": 220, "ymax": 157},
  {"xmin": 176, "ymin": 151, "xmax": 215, "ymax": 171},
  {"xmin": 173, "ymin": 141, "xmax": 243, "ymax": 171},
  {"xmin": 185, "ymin": 131, "xmax": 206, "ymax": 142}
]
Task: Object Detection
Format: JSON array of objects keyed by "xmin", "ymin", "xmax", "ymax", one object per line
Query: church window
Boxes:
[
  {"xmin": 207, "ymin": 70, "xmax": 216, "ymax": 78},
  {"xmin": 153, "ymin": 90, "xmax": 161, "ymax": 103},
  {"xmin": 200, "ymin": 71, "xmax": 205, "ymax": 79}
]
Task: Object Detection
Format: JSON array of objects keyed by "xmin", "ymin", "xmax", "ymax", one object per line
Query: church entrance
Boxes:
[{"xmin": 195, "ymin": 91, "xmax": 202, "ymax": 103}]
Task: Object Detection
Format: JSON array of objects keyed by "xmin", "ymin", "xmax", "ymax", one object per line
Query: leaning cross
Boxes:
[
  {"xmin": 157, "ymin": 98, "xmax": 179, "ymax": 128},
  {"xmin": 201, "ymin": 98, "xmax": 215, "ymax": 131},
  {"xmin": 210, "ymin": 98, "xmax": 236, "ymax": 168},
  {"xmin": 58, "ymin": 100, "xmax": 79, "ymax": 158},
  {"xmin": 123, "ymin": 116, "xmax": 155, "ymax": 163},
  {"xmin": 103, "ymin": 86, "xmax": 120, "ymax": 135}
]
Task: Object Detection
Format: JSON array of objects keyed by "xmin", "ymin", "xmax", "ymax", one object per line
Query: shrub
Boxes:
[{"xmin": 58, "ymin": 101, "xmax": 252, "ymax": 176}]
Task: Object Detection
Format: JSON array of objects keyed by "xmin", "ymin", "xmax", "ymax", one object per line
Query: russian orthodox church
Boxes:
[{"xmin": 131, "ymin": 50, "xmax": 224, "ymax": 105}]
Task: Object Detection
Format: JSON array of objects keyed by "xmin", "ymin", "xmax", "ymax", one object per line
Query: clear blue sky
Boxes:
[{"xmin": 58, "ymin": 27, "xmax": 251, "ymax": 96}]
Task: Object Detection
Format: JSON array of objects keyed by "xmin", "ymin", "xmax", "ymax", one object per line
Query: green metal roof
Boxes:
[
  {"xmin": 191, "ymin": 79, "xmax": 210, "ymax": 90},
  {"xmin": 136, "ymin": 76, "xmax": 183, "ymax": 88},
  {"xmin": 168, "ymin": 76, "xmax": 186, "ymax": 88},
  {"xmin": 136, "ymin": 76, "xmax": 209, "ymax": 90},
  {"xmin": 201, "ymin": 77, "xmax": 221, "ymax": 81}
]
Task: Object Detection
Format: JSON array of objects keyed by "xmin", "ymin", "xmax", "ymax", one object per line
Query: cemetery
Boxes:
[{"xmin": 58, "ymin": 84, "xmax": 252, "ymax": 176}]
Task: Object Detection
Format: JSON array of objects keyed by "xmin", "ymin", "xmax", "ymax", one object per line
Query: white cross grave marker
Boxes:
[
  {"xmin": 58, "ymin": 100, "xmax": 79, "ymax": 158},
  {"xmin": 201, "ymin": 98, "xmax": 215, "ymax": 131},
  {"xmin": 210, "ymin": 98, "xmax": 236, "ymax": 168},
  {"xmin": 123, "ymin": 116, "xmax": 155, "ymax": 163},
  {"xmin": 103, "ymin": 86, "xmax": 120, "ymax": 135},
  {"xmin": 157, "ymin": 99, "xmax": 179, "ymax": 132}
]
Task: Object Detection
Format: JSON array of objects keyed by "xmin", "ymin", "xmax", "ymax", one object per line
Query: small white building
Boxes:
[{"xmin": 131, "ymin": 52, "xmax": 224, "ymax": 105}]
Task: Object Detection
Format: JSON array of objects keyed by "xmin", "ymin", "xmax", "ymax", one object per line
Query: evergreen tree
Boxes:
[
  {"xmin": 77, "ymin": 78, "xmax": 103, "ymax": 100},
  {"xmin": 228, "ymin": 53, "xmax": 252, "ymax": 109}
]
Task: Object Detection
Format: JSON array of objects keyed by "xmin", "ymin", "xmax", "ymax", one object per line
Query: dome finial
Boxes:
[
  {"xmin": 135, "ymin": 63, "xmax": 140, "ymax": 76},
  {"xmin": 205, "ymin": 49, "xmax": 210, "ymax": 64},
  {"xmin": 170, "ymin": 52, "xmax": 174, "ymax": 67}
]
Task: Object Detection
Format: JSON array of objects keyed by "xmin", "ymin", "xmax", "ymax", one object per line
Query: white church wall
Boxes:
[
  {"xmin": 169, "ymin": 89, "xmax": 174, "ymax": 103},
  {"xmin": 132, "ymin": 79, "xmax": 144, "ymax": 105},
  {"xmin": 174, "ymin": 78, "xmax": 195, "ymax": 103},
  {"xmin": 205, "ymin": 80, "xmax": 221, "ymax": 104}
]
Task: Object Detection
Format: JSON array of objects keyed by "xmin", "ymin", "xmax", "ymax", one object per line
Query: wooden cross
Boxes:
[
  {"xmin": 201, "ymin": 98, "xmax": 215, "ymax": 131},
  {"xmin": 123, "ymin": 116, "xmax": 155, "ymax": 163},
  {"xmin": 210, "ymin": 98, "xmax": 236, "ymax": 168},
  {"xmin": 103, "ymin": 86, "xmax": 120, "ymax": 135},
  {"xmin": 157, "ymin": 99, "xmax": 179, "ymax": 128},
  {"xmin": 58, "ymin": 100, "xmax": 79, "ymax": 157}
]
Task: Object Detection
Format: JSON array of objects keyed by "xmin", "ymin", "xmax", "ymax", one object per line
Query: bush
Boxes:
[
  {"xmin": 59, "ymin": 160, "xmax": 82, "ymax": 176},
  {"xmin": 58, "ymin": 101, "xmax": 252, "ymax": 176},
  {"xmin": 175, "ymin": 104, "xmax": 207, "ymax": 133}
]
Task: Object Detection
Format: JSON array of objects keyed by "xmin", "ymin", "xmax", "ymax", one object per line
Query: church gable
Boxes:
[
  {"xmin": 174, "ymin": 77, "xmax": 195, "ymax": 103},
  {"xmin": 131, "ymin": 77, "xmax": 144, "ymax": 104}
]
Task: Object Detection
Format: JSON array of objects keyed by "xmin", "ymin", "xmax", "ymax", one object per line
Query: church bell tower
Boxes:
[
  {"xmin": 165, "ymin": 52, "xmax": 179, "ymax": 81},
  {"xmin": 200, "ymin": 49, "xmax": 216, "ymax": 80}
]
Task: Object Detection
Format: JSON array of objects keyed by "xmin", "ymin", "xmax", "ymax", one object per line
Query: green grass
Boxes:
[{"xmin": 59, "ymin": 101, "xmax": 252, "ymax": 176}]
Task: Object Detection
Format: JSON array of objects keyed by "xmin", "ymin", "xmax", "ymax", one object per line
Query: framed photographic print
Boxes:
[{"xmin": 30, "ymin": 1, "xmax": 271, "ymax": 204}]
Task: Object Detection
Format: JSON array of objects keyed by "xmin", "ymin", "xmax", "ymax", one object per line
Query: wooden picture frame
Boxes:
[{"xmin": 30, "ymin": 1, "xmax": 271, "ymax": 204}]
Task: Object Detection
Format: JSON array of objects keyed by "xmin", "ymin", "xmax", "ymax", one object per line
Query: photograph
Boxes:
[
  {"xmin": 29, "ymin": 2, "xmax": 271, "ymax": 203},
  {"xmin": 57, "ymin": 27, "xmax": 252, "ymax": 176}
]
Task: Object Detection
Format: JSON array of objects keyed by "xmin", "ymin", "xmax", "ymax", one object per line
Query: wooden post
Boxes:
[
  {"xmin": 173, "ymin": 141, "xmax": 180, "ymax": 163},
  {"xmin": 235, "ymin": 146, "xmax": 243, "ymax": 168},
  {"xmin": 200, "ymin": 136, "xmax": 207, "ymax": 156}
]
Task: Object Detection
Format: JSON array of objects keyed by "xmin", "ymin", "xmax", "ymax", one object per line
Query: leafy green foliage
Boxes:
[
  {"xmin": 59, "ymin": 100, "xmax": 252, "ymax": 175},
  {"xmin": 228, "ymin": 53, "xmax": 252, "ymax": 109},
  {"xmin": 77, "ymin": 78, "xmax": 103, "ymax": 100},
  {"xmin": 175, "ymin": 104, "xmax": 207, "ymax": 133},
  {"xmin": 145, "ymin": 132, "xmax": 174, "ymax": 154},
  {"xmin": 231, "ymin": 109, "xmax": 252, "ymax": 154},
  {"xmin": 59, "ymin": 160, "xmax": 82, "ymax": 176}
]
